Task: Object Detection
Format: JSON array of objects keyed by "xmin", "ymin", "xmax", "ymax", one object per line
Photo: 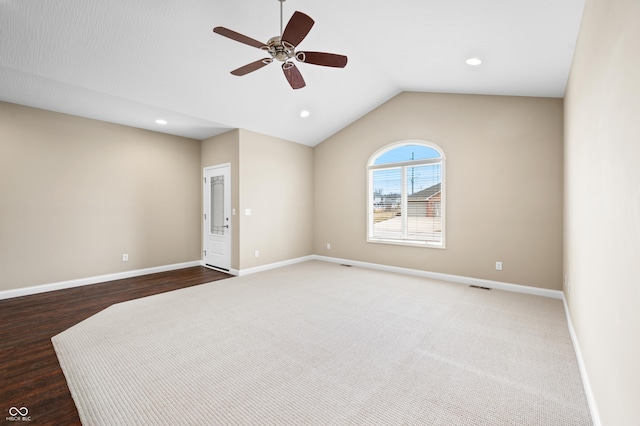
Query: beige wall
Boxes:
[
  {"xmin": 201, "ymin": 129, "xmax": 315, "ymax": 271},
  {"xmin": 201, "ymin": 130, "xmax": 241, "ymax": 270},
  {"xmin": 564, "ymin": 0, "xmax": 640, "ymax": 424},
  {"xmin": 314, "ymin": 92, "xmax": 564, "ymax": 290},
  {"xmin": 1, "ymin": 106, "xmax": 314, "ymax": 291},
  {"xmin": 0, "ymin": 102, "xmax": 202, "ymax": 291},
  {"xmin": 238, "ymin": 129, "xmax": 314, "ymax": 269}
]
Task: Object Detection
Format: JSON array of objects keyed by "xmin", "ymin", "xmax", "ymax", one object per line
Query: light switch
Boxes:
[{"xmin": 245, "ymin": 208, "xmax": 252, "ymax": 216}]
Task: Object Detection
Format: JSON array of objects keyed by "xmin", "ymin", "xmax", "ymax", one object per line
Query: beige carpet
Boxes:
[{"xmin": 52, "ymin": 260, "xmax": 592, "ymax": 425}]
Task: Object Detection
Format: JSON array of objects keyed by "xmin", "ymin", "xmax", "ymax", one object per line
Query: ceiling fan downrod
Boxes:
[{"xmin": 279, "ymin": 0, "xmax": 286, "ymax": 37}]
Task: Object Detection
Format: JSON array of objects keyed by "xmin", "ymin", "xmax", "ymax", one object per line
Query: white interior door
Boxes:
[{"xmin": 204, "ymin": 164, "xmax": 231, "ymax": 271}]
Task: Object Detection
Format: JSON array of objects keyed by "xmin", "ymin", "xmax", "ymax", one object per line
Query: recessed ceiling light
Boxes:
[
  {"xmin": 155, "ymin": 119, "xmax": 168, "ymax": 125},
  {"xmin": 465, "ymin": 57, "xmax": 482, "ymax": 66},
  {"xmin": 300, "ymin": 110, "xmax": 310, "ymax": 118}
]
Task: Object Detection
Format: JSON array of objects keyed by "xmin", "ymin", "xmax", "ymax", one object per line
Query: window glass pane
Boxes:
[
  {"xmin": 372, "ymin": 168, "xmax": 402, "ymax": 239},
  {"xmin": 211, "ymin": 176, "xmax": 225, "ymax": 235},
  {"xmin": 406, "ymin": 164, "xmax": 442, "ymax": 242},
  {"xmin": 374, "ymin": 144, "xmax": 440, "ymax": 165}
]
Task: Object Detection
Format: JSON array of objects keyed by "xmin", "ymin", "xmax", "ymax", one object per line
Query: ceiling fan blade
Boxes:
[
  {"xmin": 282, "ymin": 11, "xmax": 314, "ymax": 47},
  {"xmin": 213, "ymin": 27, "xmax": 266, "ymax": 49},
  {"xmin": 297, "ymin": 51, "xmax": 348, "ymax": 68},
  {"xmin": 230, "ymin": 58, "xmax": 273, "ymax": 76},
  {"xmin": 282, "ymin": 63, "xmax": 306, "ymax": 89}
]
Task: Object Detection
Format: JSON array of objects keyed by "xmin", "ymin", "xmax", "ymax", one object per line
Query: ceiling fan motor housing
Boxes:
[{"xmin": 263, "ymin": 36, "xmax": 296, "ymax": 62}]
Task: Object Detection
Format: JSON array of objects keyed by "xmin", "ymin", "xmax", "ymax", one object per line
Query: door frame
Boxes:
[{"xmin": 203, "ymin": 163, "xmax": 232, "ymax": 273}]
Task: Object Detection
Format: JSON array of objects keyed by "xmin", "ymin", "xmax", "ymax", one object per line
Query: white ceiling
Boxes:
[{"xmin": 0, "ymin": 0, "xmax": 585, "ymax": 146}]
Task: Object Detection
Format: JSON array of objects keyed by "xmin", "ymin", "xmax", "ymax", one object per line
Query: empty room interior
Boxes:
[{"xmin": 1, "ymin": 0, "xmax": 638, "ymax": 424}]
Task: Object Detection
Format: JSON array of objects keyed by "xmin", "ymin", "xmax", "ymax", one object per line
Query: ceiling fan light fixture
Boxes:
[{"xmin": 465, "ymin": 57, "xmax": 482, "ymax": 66}]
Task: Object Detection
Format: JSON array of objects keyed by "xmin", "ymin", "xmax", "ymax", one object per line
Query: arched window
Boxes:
[{"xmin": 367, "ymin": 141, "xmax": 445, "ymax": 248}]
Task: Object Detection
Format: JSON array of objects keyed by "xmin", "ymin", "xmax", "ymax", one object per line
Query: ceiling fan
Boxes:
[{"xmin": 213, "ymin": 0, "xmax": 348, "ymax": 89}]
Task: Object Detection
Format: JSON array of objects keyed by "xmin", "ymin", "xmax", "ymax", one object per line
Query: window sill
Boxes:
[{"xmin": 367, "ymin": 237, "xmax": 446, "ymax": 249}]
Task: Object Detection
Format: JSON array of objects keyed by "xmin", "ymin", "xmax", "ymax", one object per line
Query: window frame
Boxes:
[{"xmin": 366, "ymin": 140, "xmax": 446, "ymax": 249}]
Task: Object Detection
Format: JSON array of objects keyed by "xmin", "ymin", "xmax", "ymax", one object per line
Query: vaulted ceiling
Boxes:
[{"xmin": 0, "ymin": 0, "xmax": 585, "ymax": 146}]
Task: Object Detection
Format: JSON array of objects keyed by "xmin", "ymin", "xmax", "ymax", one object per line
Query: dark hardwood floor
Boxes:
[{"xmin": 0, "ymin": 267, "xmax": 231, "ymax": 425}]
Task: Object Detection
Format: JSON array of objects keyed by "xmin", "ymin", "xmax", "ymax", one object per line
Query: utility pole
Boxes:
[{"xmin": 410, "ymin": 152, "xmax": 415, "ymax": 194}]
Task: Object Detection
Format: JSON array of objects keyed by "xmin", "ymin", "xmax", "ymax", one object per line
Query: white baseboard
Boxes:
[
  {"xmin": 562, "ymin": 296, "xmax": 602, "ymax": 426},
  {"xmin": 236, "ymin": 255, "xmax": 314, "ymax": 276},
  {"xmin": 312, "ymin": 255, "xmax": 564, "ymax": 299},
  {"xmin": 2, "ymin": 255, "xmax": 564, "ymax": 302},
  {"xmin": 0, "ymin": 261, "xmax": 202, "ymax": 301}
]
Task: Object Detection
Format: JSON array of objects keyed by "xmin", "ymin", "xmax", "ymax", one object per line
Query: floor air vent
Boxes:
[{"xmin": 469, "ymin": 285, "xmax": 492, "ymax": 290}]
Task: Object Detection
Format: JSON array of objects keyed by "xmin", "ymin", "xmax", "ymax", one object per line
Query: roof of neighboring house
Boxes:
[{"xmin": 408, "ymin": 183, "xmax": 441, "ymax": 201}]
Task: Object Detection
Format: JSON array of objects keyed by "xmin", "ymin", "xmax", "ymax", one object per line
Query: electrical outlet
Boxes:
[
  {"xmin": 327, "ymin": 243, "xmax": 331, "ymax": 249},
  {"xmin": 495, "ymin": 261, "xmax": 502, "ymax": 271},
  {"xmin": 254, "ymin": 250, "xmax": 259, "ymax": 257},
  {"xmin": 122, "ymin": 254, "xmax": 129, "ymax": 262}
]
